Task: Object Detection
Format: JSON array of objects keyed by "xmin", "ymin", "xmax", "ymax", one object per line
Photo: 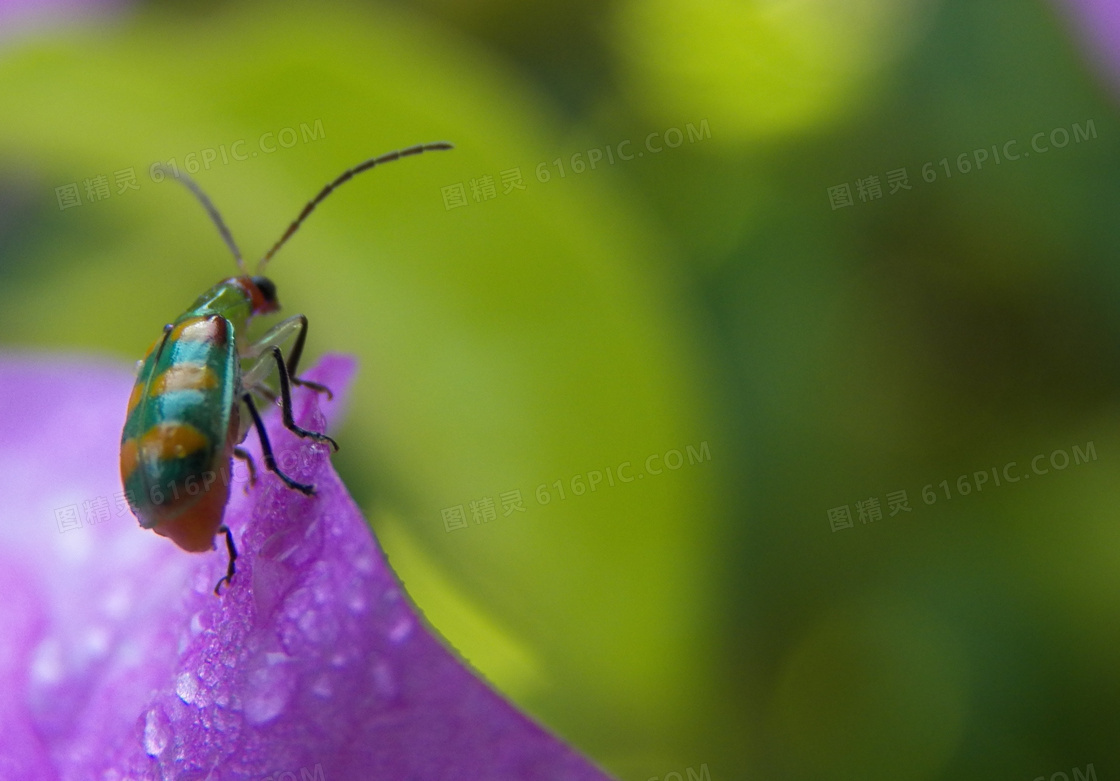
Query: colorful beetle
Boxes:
[{"xmin": 119, "ymin": 142, "xmax": 453, "ymax": 594}]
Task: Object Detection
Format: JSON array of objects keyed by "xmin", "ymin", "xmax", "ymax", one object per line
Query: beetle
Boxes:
[{"xmin": 119, "ymin": 142, "xmax": 453, "ymax": 594}]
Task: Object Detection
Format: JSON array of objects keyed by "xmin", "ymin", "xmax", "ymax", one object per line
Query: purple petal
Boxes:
[
  {"xmin": 0, "ymin": 353, "xmax": 612, "ymax": 780},
  {"xmin": 1054, "ymin": 0, "xmax": 1120, "ymax": 94},
  {"xmin": 0, "ymin": 0, "xmax": 125, "ymax": 40}
]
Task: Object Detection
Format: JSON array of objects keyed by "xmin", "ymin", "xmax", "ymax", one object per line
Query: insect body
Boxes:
[{"xmin": 119, "ymin": 142, "xmax": 453, "ymax": 594}]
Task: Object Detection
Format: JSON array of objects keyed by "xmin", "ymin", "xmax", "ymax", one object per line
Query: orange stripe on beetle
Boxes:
[
  {"xmin": 149, "ymin": 363, "xmax": 219, "ymax": 397},
  {"xmin": 119, "ymin": 437, "xmax": 139, "ymax": 482},
  {"xmin": 126, "ymin": 382, "xmax": 145, "ymax": 416},
  {"xmin": 139, "ymin": 422, "xmax": 211, "ymax": 462},
  {"xmin": 170, "ymin": 317, "xmax": 228, "ymax": 345}
]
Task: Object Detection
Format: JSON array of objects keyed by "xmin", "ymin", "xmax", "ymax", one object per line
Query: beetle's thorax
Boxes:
[{"xmin": 183, "ymin": 276, "xmax": 280, "ymax": 330}]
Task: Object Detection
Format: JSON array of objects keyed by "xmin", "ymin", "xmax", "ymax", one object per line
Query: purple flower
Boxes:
[
  {"xmin": 0, "ymin": 0, "xmax": 125, "ymax": 39},
  {"xmin": 1053, "ymin": 0, "xmax": 1120, "ymax": 94},
  {"xmin": 0, "ymin": 353, "xmax": 612, "ymax": 780}
]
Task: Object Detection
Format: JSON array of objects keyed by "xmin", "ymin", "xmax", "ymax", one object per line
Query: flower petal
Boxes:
[
  {"xmin": 0, "ymin": 353, "xmax": 611, "ymax": 780},
  {"xmin": 1054, "ymin": 0, "xmax": 1120, "ymax": 94}
]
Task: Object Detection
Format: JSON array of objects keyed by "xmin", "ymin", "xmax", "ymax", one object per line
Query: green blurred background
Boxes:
[{"xmin": 2, "ymin": 0, "xmax": 1119, "ymax": 778}]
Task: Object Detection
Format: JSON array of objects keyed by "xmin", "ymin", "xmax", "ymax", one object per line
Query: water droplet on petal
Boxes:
[
  {"xmin": 176, "ymin": 671, "xmax": 199, "ymax": 704},
  {"xmin": 354, "ymin": 554, "xmax": 374, "ymax": 574},
  {"xmin": 370, "ymin": 656, "xmax": 398, "ymax": 702},
  {"xmin": 198, "ymin": 662, "xmax": 218, "ymax": 686},
  {"xmin": 388, "ymin": 614, "xmax": 413, "ymax": 644},
  {"xmin": 347, "ymin": 592, "xmax": 367, "ymax": 614},
  {"xmin": 312, "ymin": 673, "xmax": 333, "ymax": 698},
  {"xmin": 101, "ymin": 584, "xmax": 131, "ymax": 620},
  {"xmin": 83, "ymin": 627, "xmax": 109, "ymax": 658},
  {"xmin": 31, "ymin": 638, "xmax": 62, "ymax": 684},
  {"xmin": 243, "ymin": 654, "xmax": 296, "ymax": 725},
  {"xmin": 143, "ymin": 706, "xmax": 171, "ymax": 756}
]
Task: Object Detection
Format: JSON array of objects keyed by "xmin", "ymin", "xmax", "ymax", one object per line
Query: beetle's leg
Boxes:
[
  {"xmin": 233, "ymin": 446, "xmax": 257, "ymax": 491},
  {"xmin": 243, "ymin": 314, "xmax": 332, "ymax": 398},
  {"xmin": 213, "ymin": 525, "xmax": 238, "ymax": 596},
  {"xmin": 240, "ymin": 350, "xmax": 280, "ymax": 397},
  {"xmin": 239, "ymin": 345, "xmax": 339, "ymax": 451},
  {"xmin": 264, "ymin": 346, "xmax": 340, "ymax": 451},
  {"xmin": 238, "ymin": 367, "xmax": 276, "ymax": 406},
  {"xmin": 243, "ymin": 393, "xmax": 315, "ymax": 495},
  {"xmin": 239, "ymin": 319, "xmax": 312, "ymax": 397},
  {"xmin": 277, "ymin": 314, "xmax": 332, "ymax": 398}
]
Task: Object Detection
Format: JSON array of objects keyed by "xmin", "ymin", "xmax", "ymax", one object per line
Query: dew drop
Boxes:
[
  {"xmin": 198, "ymin": 662, "xmax": 218, "ymax": 686},
  {"xmin": 346, "ymin": 592, "xmax": 367, "ymax": 614},
  {"xmin": 143, "ymin": 706, "xmax": 170, "ymax": 757},
  {"xmin": 297, "ymin": 610, "xmax": 318, "ymax": 635},
  {"xmin": 83, "ymin": 627, "xmax": 109, "ymax": 658},
  {"xmin": 388, "ymin": 615, "xmax": 413, "ymax": 644},
  {"xmin": 243, "ymin": 654, "xmax": 296, "ymax": 725},
  {"xmin": 353, "ymin": 555, "xmax": 374, "ymax": 574},
  {"xmin": 101, "ymin": 584, "xmax": 131, "ymax": 620},
  {"xmin": 311, "ymin": 673, "xmax": 333, "ymax": 698},
  {"xmin": 31, "ymin": 638, "xmax": 62, "ymax": 685},
  {"xmin": 370, "ymin": 656, "xmax": 398, "ymax": 702},
  {"xmin": 175, "ymin": 672, "xmax": 199, "ymax": 705}
]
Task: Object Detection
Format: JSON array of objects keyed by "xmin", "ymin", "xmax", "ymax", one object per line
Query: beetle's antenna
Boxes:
[
  {"xmin": 155, "ymin": 164, "xmax": 246, "ymax": 274},
  {"xmin": 256, "ymin": 141, "xmax": 454, "ymax": 273}
]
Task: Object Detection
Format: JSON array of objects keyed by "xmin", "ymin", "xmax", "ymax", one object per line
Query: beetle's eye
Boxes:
[{"xmin": 251, "ymin": 276, "xmax": 277, "ymax": 304}]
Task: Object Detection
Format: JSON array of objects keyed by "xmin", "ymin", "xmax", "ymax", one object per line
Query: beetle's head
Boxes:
[{"xmin": 245, "ymin": 275, "xmax": 280, "ymax": 315}]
